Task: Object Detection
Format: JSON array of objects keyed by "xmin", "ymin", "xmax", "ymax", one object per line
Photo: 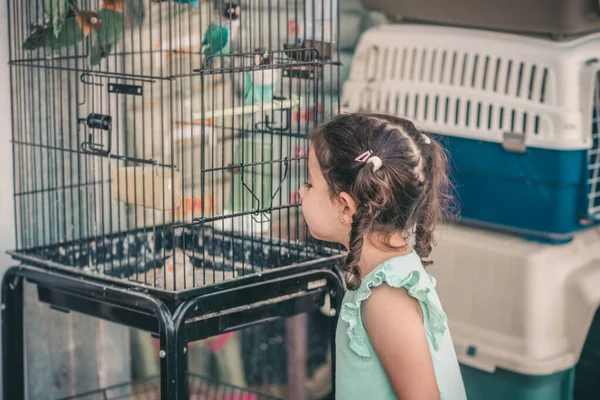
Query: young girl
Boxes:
[{"xmin": 299, "ymin": 113, "xmax": 467, "ymax": 399}]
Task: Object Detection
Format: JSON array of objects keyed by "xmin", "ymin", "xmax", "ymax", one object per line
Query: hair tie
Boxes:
[
  {"xmin": 355, "ymin": 150, "xmax": 383, "ymax": 172},
  {"xmin": 367, "ymin": 156, "xmax": 383, "ymax": 172}
]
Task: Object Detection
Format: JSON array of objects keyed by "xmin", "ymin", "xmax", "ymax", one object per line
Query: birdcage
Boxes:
[
  {"xmin": 2, "ymin": 0, "xmax": 346, "ymax": 399},
  {"xmin": 342, "ymin": 23, "xmax": 600, "ymax": 243}
]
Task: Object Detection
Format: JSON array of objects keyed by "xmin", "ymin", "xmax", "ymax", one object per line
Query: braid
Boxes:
[
  {"xmin": 344, "ymin": 206, "xmax": 371, "ymax": 290},
  {"xmin": 412, "ymin": 138, "xmax": 451, "ymax": 266},
  {"xmin": 413, "ymin": 203, "xmax": 435, "ymax": 266}
]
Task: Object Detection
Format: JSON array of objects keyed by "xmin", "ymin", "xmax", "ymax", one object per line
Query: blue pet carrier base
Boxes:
[
  {"xmin": 437, "ymin": 135, "xmax": 592, "ymax": 244},
  {"xmin": 435, "ymin": 98, "xmax": 600, "ymax": 244},
  {"xmin": 460, "ymin": 365, "xmax": 575, "ymax": 400}
]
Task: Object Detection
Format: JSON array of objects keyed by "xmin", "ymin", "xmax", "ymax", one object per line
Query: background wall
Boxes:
[
  {"xmin": 0, "ymin": 0, "xmax": 15, "ymax": 268},
  {"xmin": 0, "ymin": 0, "xmax": 15, "ymax": 394}
]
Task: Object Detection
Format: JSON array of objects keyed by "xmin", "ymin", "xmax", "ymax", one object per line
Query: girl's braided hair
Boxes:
[{"xmin": 311, "ymin": 113, "xmax": 455, "ymax": 290}]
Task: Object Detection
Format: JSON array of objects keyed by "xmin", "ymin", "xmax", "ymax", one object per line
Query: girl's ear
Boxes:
[{"xmin": 337, "ymin": 192, "xmax": 357, "ymax": 225}]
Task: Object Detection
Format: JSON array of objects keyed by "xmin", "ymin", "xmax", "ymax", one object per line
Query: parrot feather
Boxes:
[
  {"xmin": 243, "ymin": 71, "xmax": 252, "ymax": 101},
  {"xmin": 88, "ymin": 8, "xmax": 125, "ymax": 66},
  {"xmin": 202, "ymin": 23, "xmax": 229, "ymax": 57},
  {"xmin": 23, "ymin": 12, "xmax": 91, "ymax": 51}
]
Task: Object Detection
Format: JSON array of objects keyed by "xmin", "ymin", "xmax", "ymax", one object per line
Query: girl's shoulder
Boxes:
[
  {"xmin": 363, "ymin": 251, "xmax": 432, "ymax": 288},
  {"xmin": 340, "ymin": 251, "xmax": 449, "ymax": 360}
]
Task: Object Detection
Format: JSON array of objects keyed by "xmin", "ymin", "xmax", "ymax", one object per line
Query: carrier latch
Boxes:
[{"xmin": 502, "ymin": 131, "xmax": 526, "ymax": 154}]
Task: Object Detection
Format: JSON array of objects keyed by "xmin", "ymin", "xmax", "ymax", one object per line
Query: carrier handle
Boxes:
[
  {"xmin": 366, "ymin": 45, "xmax": 379, "ymax": 83},
  {"xmin": 566, "ymin": 259, "xmax": 600, "ymax": 361}
]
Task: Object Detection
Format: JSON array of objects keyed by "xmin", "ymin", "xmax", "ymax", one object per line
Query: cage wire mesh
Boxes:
[{"xmin": 8, "ymin": 0, "xmax": 343, "ymax": 292}]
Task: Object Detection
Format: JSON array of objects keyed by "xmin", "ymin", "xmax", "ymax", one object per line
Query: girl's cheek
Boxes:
[{"xmin": 300, "ymin": 193, "xmax": 309, "ymax": 213}]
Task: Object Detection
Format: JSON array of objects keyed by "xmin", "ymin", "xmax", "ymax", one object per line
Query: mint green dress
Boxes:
[{"xmin": 335, "ymin": 251, "xmax": 467, "ymax": 400}]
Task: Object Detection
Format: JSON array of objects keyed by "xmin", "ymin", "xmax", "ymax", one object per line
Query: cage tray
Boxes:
[
  {"xmin": 9, "ymin": 225, "xmax": 335, "ymax": 295},
  {"xmin": 57, "ymin": 374, "xmax": 282, "ymax": 400}
]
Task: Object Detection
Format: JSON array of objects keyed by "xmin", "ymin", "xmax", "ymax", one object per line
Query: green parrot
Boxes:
[
  {"xmin": 88, "ymin": 0, "xmax": 146, "ymax": 66},
  {"xmin": 88, "ymin": 0, "xmax": 125, "ymax": 66},
  {"xmin": 201, "ymin": 2, "xmax": 240, "ymax": 67},
  {"xmin": 23, "ymin": 10, "xmax": 101, "ymax": 51}
]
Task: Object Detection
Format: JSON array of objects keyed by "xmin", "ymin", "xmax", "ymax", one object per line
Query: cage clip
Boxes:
[
  {"xmin": 79, "ymin": 113, "xmax": 112, "ymax": 156},
  {"xmin": 283, "ymin": 41, "xmax": 328, "ymax": 61},
  {"xmin": 253, "ymin": 98, "xmax": 293, "ymax": 133},
  {"xmin": 80, "ymin": 73, "xmax": 103, "ymax": 87},
  {"xmin": 238, "ymin": 157, "xmax": 289, "ymax": 224}
]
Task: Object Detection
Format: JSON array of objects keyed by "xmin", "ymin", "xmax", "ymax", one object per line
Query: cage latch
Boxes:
[
  {"xmin": 502, "ymin": 131, "xmax": 526, "ymax": 154},
  {"xmin": 253, "ymin": 97, "xmax": 293, "ymax": 133},
  {"xmin": 108, "ymin": 83, "xmax": 143, "ymax": 96},
  {"xmin": 79, "ymin": 113, "xmax": 112, "ymax": 156},
  {"xmin": 229, "ymin": 157, "xmax": 290, "ymax": 225},
  {"xmin": 283, "ymin": 67, "xmax": 316, "ymax": 80}
]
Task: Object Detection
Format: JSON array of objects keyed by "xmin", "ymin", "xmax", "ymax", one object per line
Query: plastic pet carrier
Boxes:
[
  {"xmin": 2, "ymin": 0, "xmax": 346, "ymax": 399},
  {"xmin": 358, "ymin": 0, "xmax": 600, "ymax": 38},
  {"xmin": 342, "ymin": 24, "xmax": 600, "ymax": 243},
  {"xmin": 427, "ymin": 224, "xmax": 600, "ymax": 400}
]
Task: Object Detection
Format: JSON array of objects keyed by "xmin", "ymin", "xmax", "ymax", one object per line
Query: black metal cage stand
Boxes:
[{"xmin": 2, "ymin": 256, "xmax": 345, "ymax": 400}]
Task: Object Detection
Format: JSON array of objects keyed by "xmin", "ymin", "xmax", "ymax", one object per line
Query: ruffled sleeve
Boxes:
[{"xmin": 339, "ymin": 261, "xmax": 448, "ymax": 361}]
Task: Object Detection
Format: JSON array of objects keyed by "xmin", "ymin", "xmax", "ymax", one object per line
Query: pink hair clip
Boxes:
[
  {"xmin": 355, "ymin": 150, "xmax": 383, "ymax": 172},
  {"xmin": 355, "ymin": 150, "xmax": 373, "ymax": 162}
]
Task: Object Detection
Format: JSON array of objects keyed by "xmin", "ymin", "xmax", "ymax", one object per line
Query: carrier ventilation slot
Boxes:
[
  {"xmin": 587, "ymin": 73, "xmax": 600, "ymax": 217},
  {"xmin": 364, "ymin": 46, "xmax": 552, "ymax": 105},
  {"xmin": 362, "ymin": 88, "xmax": 542, "ymax": 136}
]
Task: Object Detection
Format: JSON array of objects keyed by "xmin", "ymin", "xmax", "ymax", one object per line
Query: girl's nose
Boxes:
[{"xmin": 299, "ymin": 184, "xmax": 306, "ymax": 201}]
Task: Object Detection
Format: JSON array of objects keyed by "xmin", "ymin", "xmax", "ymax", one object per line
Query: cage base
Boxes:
[{"xmin": 8, "ymin": 225, "xmax": 339, "ymax": 303}]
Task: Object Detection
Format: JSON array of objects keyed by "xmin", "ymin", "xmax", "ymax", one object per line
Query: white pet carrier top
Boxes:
[{"xmin": 342, "ymin": 24, "xmax": 600, "ymax": 151}]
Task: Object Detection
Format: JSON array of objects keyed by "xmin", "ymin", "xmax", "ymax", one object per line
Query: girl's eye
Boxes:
[{"xmin": 303, "ymin": 182, "xmax": 312, "ymax": 189}]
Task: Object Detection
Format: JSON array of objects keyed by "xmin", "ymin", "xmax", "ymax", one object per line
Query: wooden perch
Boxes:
[{"xmin": 192, "ymin": 95, "xmax": 300, "ymax": 120}]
